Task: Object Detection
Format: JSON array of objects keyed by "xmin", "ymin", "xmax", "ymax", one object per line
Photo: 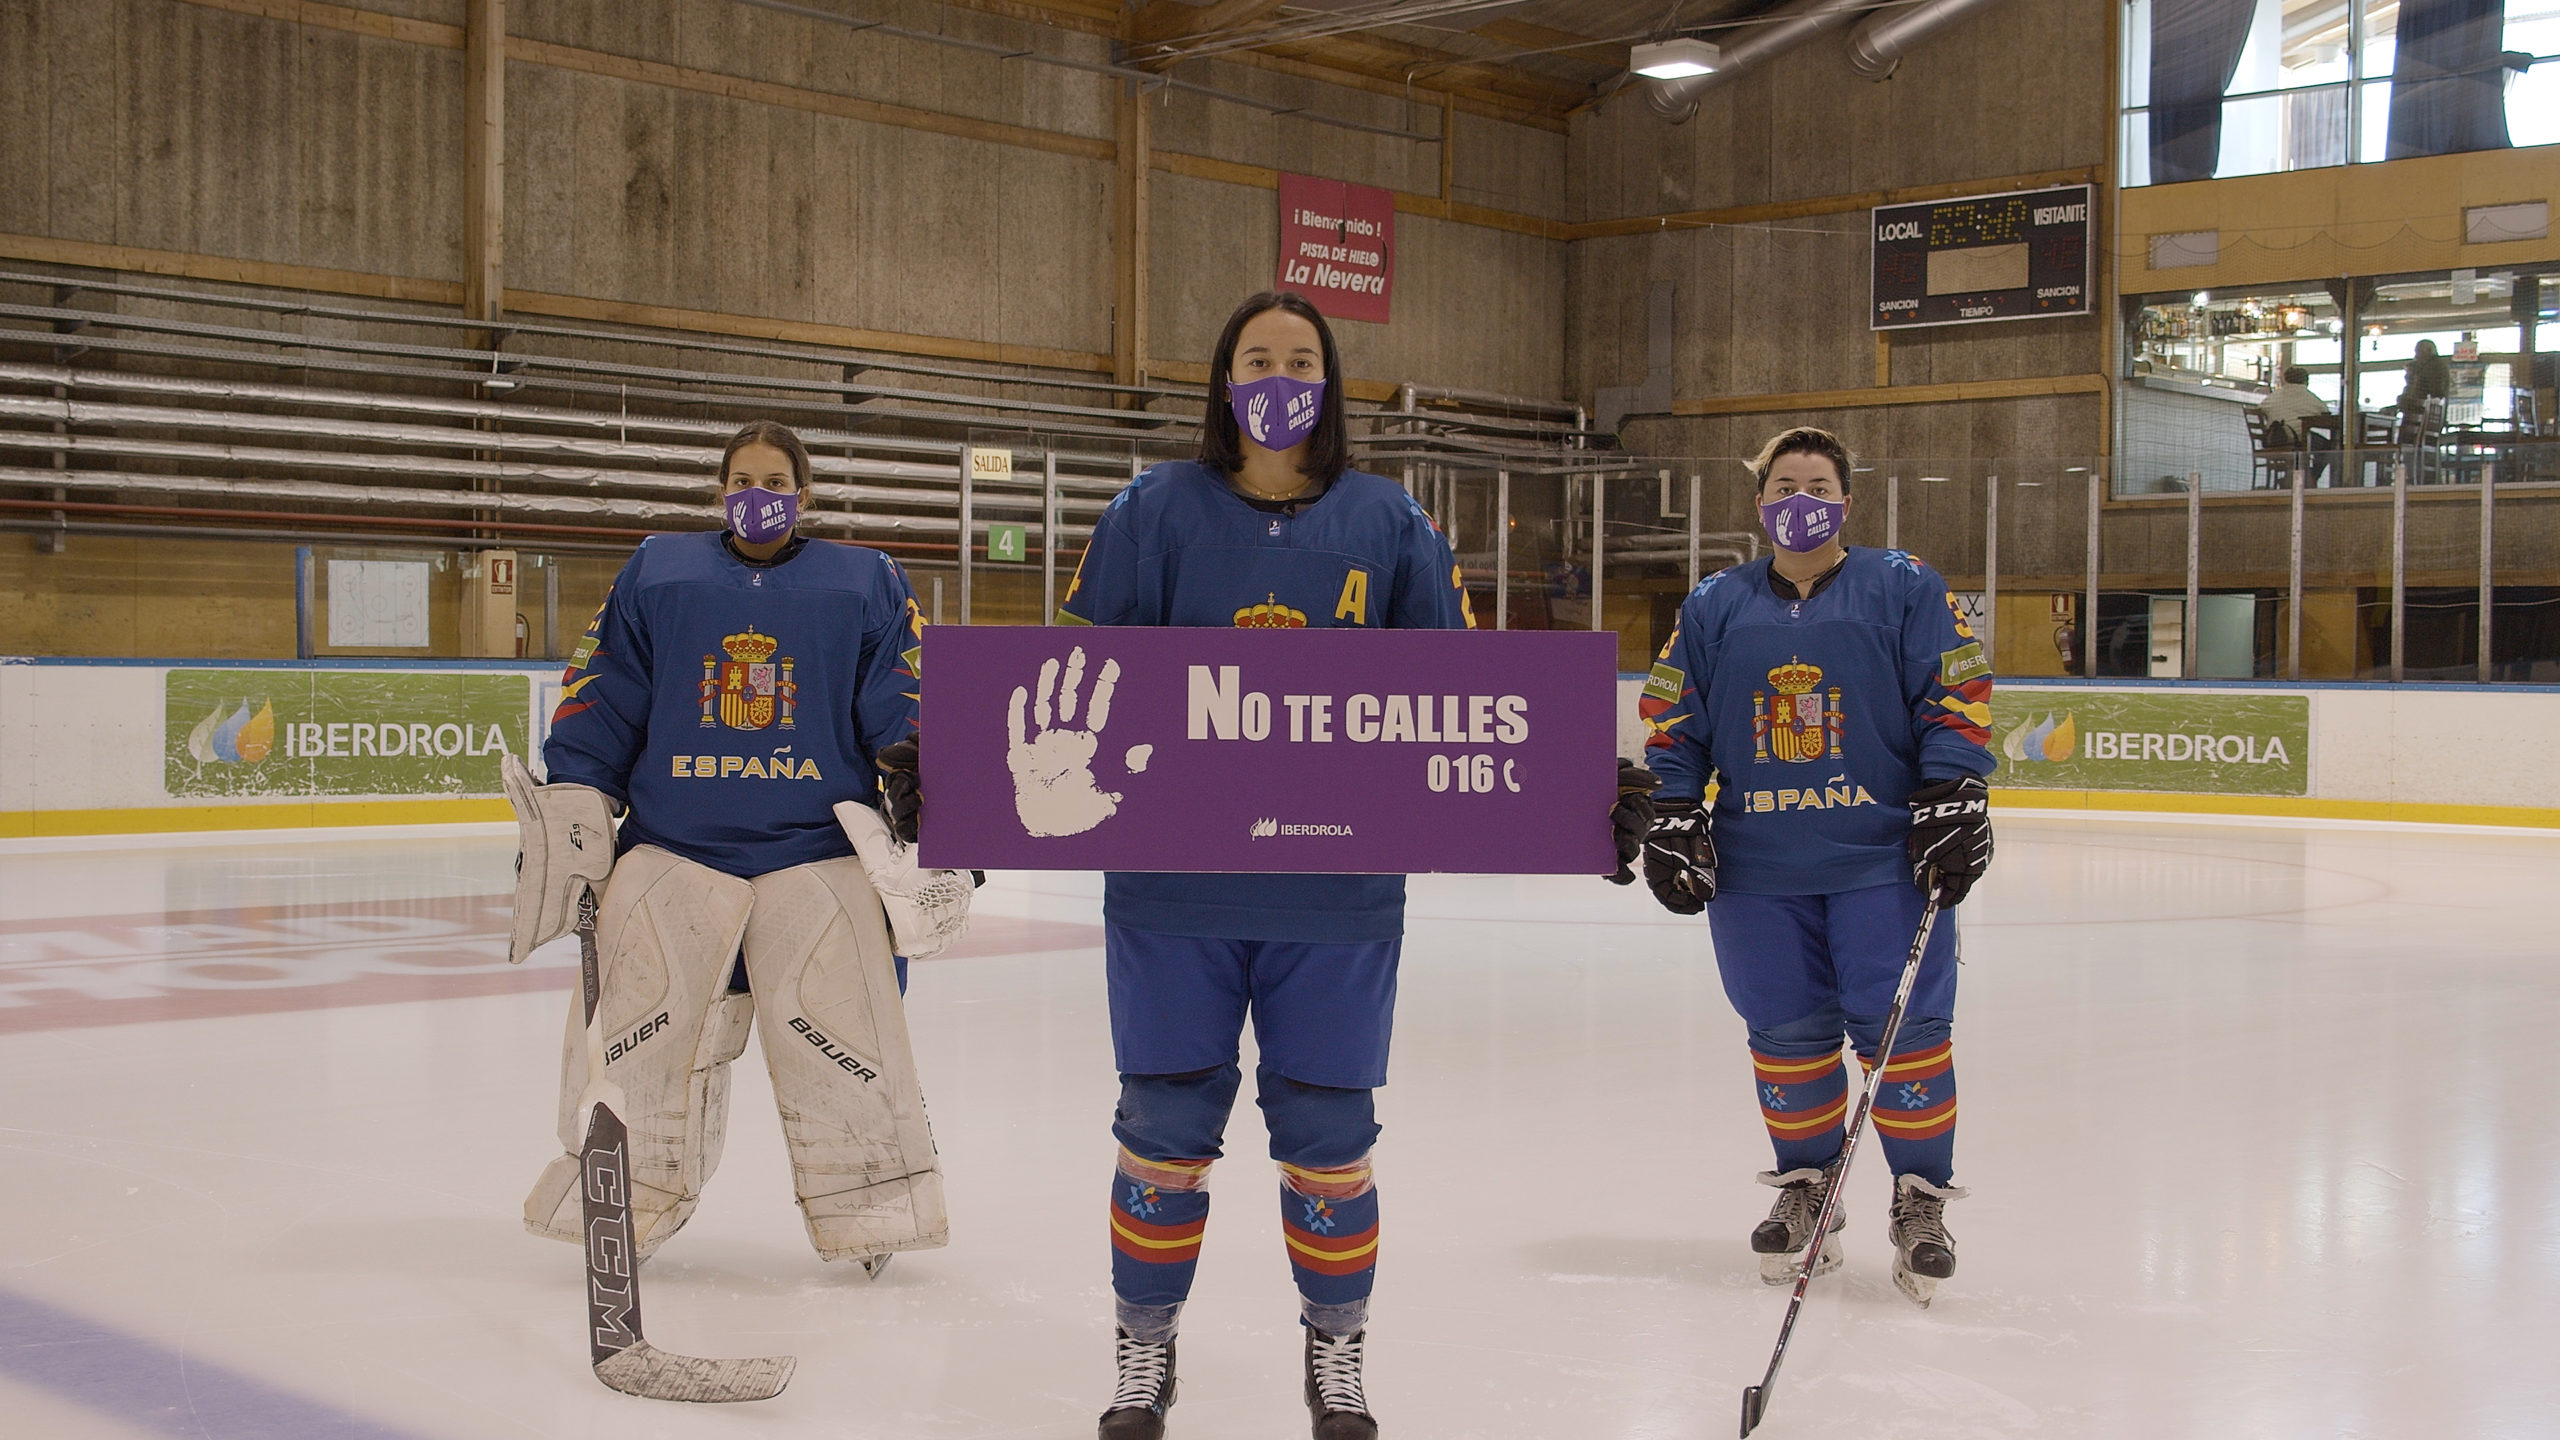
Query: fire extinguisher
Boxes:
[
  {"xmin": 514, "ymin": 613, "xmax": 529, "ymax": 659},
  {"xmin": 2052, "ymin": 621, "xmax": 2077, "ymax": 670}
]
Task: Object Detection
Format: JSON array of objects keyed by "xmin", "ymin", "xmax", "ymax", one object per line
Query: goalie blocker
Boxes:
[{"xmin": 521, "ymin": 839, "xmax": 952, "ymax": 1263}]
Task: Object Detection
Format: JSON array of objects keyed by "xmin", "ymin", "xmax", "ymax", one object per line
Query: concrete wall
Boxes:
[{"xmin": 1564, "ymin": 0, "xmax": 2115, "ymax": 466}]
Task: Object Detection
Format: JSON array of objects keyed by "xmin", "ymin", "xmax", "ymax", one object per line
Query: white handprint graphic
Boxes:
[
  {"xmin": 1009, "ymin": 646, "xmax": 1129, "ymax": 837},
  {"xmin": 1246, "ymin": 390, "xmax": 1270, "ymax": 443}
]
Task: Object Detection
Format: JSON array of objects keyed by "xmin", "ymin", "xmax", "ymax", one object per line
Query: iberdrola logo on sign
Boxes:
[
  {"xmin": 2003, "ymin": 710, "xmax": 2077, "ymax": 763},
  {"xmin": 185, "ymin": 699, "xmax": 277, "ymax": 765}
]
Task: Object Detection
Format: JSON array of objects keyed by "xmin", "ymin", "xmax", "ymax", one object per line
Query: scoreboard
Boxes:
[{"xmin": 1870, "ymin": 184, "xmax": 2092, "ymax": 330}]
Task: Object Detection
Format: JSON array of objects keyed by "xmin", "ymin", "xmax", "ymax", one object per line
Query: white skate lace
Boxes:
[
  {"xmin": 1309, "ymin": 1330, "xmax": 1370, "ymax": 1415},
  {"xmin": 1108, "ymin": 1332, "xmax": 1172, "ymax": 1411},
  {"xmin": 1765, "ymin": 1178, "xmax": 1823, "ymax": 1242},
  {"xmin": 1894, "ymin": 1188, "xmax": 1953, "ymax": 1252}
]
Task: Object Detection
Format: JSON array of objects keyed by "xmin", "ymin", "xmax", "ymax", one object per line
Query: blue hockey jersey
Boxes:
[
  {"xmin": 546, "ymin": 532, "xmax": 924, "ymax": 878},
  {"xmin": 1060, "ymin": 460, "xmax": 1473, "ymax": 942},
  {"xmin": 1640, "ymin": 548, "xmax": 1995, "ymax": 897}
]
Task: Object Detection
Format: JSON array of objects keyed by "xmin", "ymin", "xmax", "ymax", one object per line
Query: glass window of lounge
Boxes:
[
  {"xmin": 2121, "ymin": 0, "xmax": 2560, "ymax": 187},
  {"xmin": 2131, "ymin": 283, "xmax": 2347, "ymax": 399},
  {"xmin": 2357, "ymin": 267, "xmax": 2546, "ymax": 426}
]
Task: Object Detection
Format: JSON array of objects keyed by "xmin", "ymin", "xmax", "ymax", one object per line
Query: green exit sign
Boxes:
[{"xmin": 985, "ymin": 524, "xmax": 1028, "ymax": 562}]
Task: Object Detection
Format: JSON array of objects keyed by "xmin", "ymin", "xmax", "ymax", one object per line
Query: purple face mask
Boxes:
[
  {"xmin": 1229, "ymin": 374, "xmax": 1325, "ymax": 450},
  {"xmin": 725, "ymin": 485, "xmax": 799, "ymax": 544},
  {"xmin": 1758, "ymin": 490, "xmax": 1846, "ymax": 553}
]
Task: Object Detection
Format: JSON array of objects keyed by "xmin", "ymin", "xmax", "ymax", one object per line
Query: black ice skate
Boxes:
[
  {"xmin": 1099, "ymin": 1329, "xmax": 1177, "ymax": 1440},
  {"xmin": 1751, "ymin": 1158, "xmax": 1846, "ymax": 1285},
  {"xmin": 1887, "ymin": 1173, "xmax": 1967, "ymax": 1307},
  {"xmin": 1303, "ymin": 1327, "xmax": 1378, "ymax": 1439}
]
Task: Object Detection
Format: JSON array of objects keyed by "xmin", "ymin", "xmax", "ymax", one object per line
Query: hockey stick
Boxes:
[
  {"xmin": 1738, "ymin": 872, "xmax": 1945, "ymax": 1437},
  {"xmin": 572, "ymin": 881, "xmax": 797, "ymax": 1403}
]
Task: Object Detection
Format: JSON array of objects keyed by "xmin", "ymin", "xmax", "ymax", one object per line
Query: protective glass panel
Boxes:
[{"xmin": 1991, "ymin": 461, "xmax": 2098, "ymax": 680}]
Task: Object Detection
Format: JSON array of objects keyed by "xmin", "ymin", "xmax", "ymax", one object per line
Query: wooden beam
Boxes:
[
  {"xmin": 1114, "ymin": 82, "xmax": 1152, "ymax": 389},
  {"xmin": 461, "ymin": 0, "xmax": 504, "ymax": 323},
  {"xmin": 1671, "ymin": 375, "xmax": 2108, "ymax": 418},
  {"xmin": 1566, "ymin": 167, "xmax": 2105, "ymax": 241},
  {"xmin": 0, "ymin": 232, "xmax": 464, "ymax": 305},
  {"xmin": 169, "ymin": 0, "xmax": 462, "ymax": 46},
  {"xmin": 503, "ymin": 289, "xmax": 1114, "ymax": 374}
]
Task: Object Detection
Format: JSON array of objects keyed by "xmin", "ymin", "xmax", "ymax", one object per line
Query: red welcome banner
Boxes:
[{"xmin": 1277, "ymin": 173, "xmax": 1394, "ymax": 325}]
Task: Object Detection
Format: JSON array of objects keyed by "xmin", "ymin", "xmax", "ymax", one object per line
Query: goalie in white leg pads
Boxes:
[{"xmin": 518, "ymin": 420, "xmax": 956, "ymax": 1272}]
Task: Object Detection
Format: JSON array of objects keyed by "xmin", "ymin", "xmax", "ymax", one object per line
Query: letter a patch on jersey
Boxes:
[{"xmin": 1334, "ymin": 568, "xmax": 1370, "ymax": 624}]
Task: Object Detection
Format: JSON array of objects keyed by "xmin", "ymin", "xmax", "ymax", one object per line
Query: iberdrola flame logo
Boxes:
[
  {"xmin": 186, "ymin": 698, "xmax": 276, "ymax": 765},
  {"xmin": 2001, "ymin": 711, "xmax": 2077, "ymax": 763}
]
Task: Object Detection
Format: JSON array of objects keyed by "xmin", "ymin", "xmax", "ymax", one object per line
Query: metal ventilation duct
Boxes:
[
  {"xmin": 1644, "ymin": 0, "xmax": 1882, "ymax": 122},
  {"xmin": 1847, "ymin": 0, "xmax": 2013, "ymax": 80}
]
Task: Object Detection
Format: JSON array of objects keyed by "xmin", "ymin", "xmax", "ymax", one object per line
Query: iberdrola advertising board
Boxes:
[
  {"xmin": 165, "ymin": 669, "xmax": 531, "ymax": 798},
  {"xmin": 1989, "ymin": 689, "xmax": 2309, "ymax": 797}
]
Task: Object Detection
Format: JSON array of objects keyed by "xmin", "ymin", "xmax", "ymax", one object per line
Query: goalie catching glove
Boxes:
[
  {"xmin": 500, "ymin": 752, "xmax": 617, "ymax": 964},
  {"xmin": 835, "ymin": 801, "xmax": 975, "ymax": 961},
  {"xmin": 1906, "ymin": 775, "xmax": 1992, "ymax": 906}
]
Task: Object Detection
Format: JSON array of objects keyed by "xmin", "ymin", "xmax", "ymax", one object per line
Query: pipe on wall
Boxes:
[{"xmin": 1846, "ymin": 0, "xmax": 2014, "ymax": 80}]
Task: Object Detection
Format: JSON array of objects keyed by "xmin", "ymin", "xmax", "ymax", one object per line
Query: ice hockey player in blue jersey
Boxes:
[
  {"xmin": 1067, "ymin": 294, "xmax": 1469, "ymax": 1440},
  {"xmin": 501, "ymin": 421, "xmax": 966, "ymax": 1283},
  {"xmin": 1632, "ymin": 426, "xmax": 1995, "ymax": 1308}
]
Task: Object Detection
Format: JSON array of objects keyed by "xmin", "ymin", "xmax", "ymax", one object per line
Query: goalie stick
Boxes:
[
  {"xmin": 572, "ymin": 882, "xmax": 797, "ymax": 1403},
  {"xmin": 1738, "ymin": 873, "xmax": 1945, "ymax": 1437}
]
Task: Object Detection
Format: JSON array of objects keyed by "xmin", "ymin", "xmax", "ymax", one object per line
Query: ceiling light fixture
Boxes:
[{"xmin": 1631, "ymin": 37, "xmax": 1721, "ymax": 79}]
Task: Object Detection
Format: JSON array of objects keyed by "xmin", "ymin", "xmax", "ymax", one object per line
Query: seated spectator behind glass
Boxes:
[
  {"xmin": 2260, "ymin": 366, "xmax": 2336, "ymax": 486},
  {"xmin": 2259, "ymin": 366, "xmax": 2329, "ymax": 449},
  {"xmin": 2398, "ymin": 340, "xmax": 2451, "ymax": 418}
]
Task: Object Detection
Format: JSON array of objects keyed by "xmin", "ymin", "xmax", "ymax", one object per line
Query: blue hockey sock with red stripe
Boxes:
[
  {"xmin": 1109, "ymin": 1150, "xmax": 1211, "ymax": 1316},
  {"xmin": 1279, "ymin": 1158, "xmax": 1378, "ymax": 1336},
  {"xmin": 1865, "ymin": 1026, "xmax": 1957, "ymax": 1187},
  {"xmin": 1753, "ymin": 1045, "xmax": 1849, "ymax": 1173}
]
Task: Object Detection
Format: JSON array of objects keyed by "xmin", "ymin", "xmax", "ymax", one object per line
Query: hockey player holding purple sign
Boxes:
[
  {"xmin": 1629, "ymin": 426, "xmax": 1995, "ymax": 1307},
  {"xmin": 1059, "ymin": 293, "xmax": 1475, "ymax": 1440}
]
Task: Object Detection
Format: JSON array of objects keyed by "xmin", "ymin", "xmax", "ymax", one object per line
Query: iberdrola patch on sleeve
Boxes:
[
  {"xmin": 1940, "ymin": 641, "xmax": 1990, "ymax": 686},
  {"xmin": 1642, "ymin": 661, "xmax": 1685, "ymax": 703}
]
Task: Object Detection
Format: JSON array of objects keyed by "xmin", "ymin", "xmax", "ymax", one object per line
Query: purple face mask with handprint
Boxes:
[
  {"xmin": 1757, "ymin": 490, "xmax": 1846, "ymax": 553},
  {"xmin": 725, "ymin": 485, "xmax": 799, "ymax": 544},
  {"xmin": 1229, "ymin": 374, "xmax": 1325, "ymax": 451}
]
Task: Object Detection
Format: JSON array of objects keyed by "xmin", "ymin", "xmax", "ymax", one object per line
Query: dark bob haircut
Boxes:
[
  {"xmin": 1749, "ymin": 425, "xmax": 1854, "ymax": 495},
  {"xmin": 1196, "ymin": 291, "xmax": 1351, "ymax": 486},
  {"xmin": 720, "ymin": 420, "xmax": 812, "ymax": 491}
]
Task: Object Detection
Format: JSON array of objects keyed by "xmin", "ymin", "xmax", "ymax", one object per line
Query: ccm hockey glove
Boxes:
[
  {"xmin": 1642, "ymin": 797, "xmax": 1716, "ymax": 914},
  {"xmin": 875, "ymin": 737, "xmax": 922, "ymax": 844},
  {"xmin": 1906, "ymin": 775, "xmax": 1993, "ymax": 906},
  {"xmin": 1610, "ymin": 759, "xmax": 1660, "ymax": 885}
]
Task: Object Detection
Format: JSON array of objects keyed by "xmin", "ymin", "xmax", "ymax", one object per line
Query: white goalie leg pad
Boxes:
[
  {"xmin": 741, "ymin": 857, "xmax": 948, "ymax": 1262},
  {"xmin": 502, "ymin": 753, "xmax": 617, "ymax": 964},
  {"xmin": 521, "ymin": 845, "xmax": 756, "ymax": 1260}
]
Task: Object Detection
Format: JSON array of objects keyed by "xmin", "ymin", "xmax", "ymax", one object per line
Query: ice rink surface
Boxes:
[{"xmin": 2, "ymin": 813, "xmax": 2556, "ymax": 1440}]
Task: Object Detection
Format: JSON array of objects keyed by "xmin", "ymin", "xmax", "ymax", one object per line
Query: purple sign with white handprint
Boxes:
[{"xmin": 917, "ymin": 626, "xmax": 1619, "ymax": 874}]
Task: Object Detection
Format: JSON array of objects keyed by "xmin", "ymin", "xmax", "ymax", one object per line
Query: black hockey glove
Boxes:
[
  {"xmin": 875, "ymin": 737, "xmax": 922, "ymax": 844},
  {"xmin": 1609, "ymin": 759, "xmax": 1660, "ymax": 885},
  {"xmin": 1642, "ymin": 797, "xmax": 1716, "ymax": 915},
  {"xmin": 1906, "ymin": 775, "xmax": 1992, "ymax": 906}
]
